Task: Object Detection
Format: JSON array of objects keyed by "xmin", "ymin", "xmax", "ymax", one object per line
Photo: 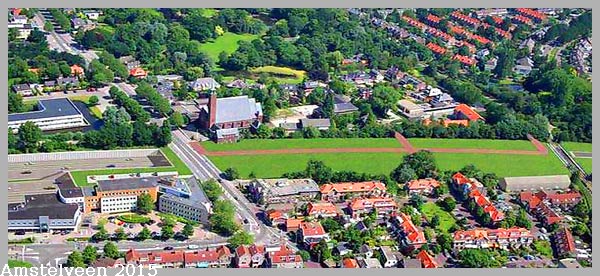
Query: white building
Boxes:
[
  {"xmin": 8, "ymin": 98, "xmax": 88, "ymax": 133},
  {"xmin": 8, "ymin": 194, "xmax": 82, "ymax": 232}
]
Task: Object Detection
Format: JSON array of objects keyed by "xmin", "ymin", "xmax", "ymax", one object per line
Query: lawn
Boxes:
[
  {"xmin": 118, "ymin": 213, "xmax": 150, "ymax": 224},
  {"xmin": 208, "ymin": 150, "xmax": 568, "ymax": 179},
  {"xmin": 408, "ymin": 138, "xmax": 536, "ymax": 151},
  {"xmin": 199, "ymin": 9, "xmax": 218, "ymax": 18},
  {"xmin": 562, "ymin": 142, "xmax": 592, "ymax": 153},
  {"xmin": 198, "ymin": 32, "xmax": 260, "ymax": 63},
  {"xmin": 89, "ymin": 106, "xmax": 103, "ymax": 119},
  {"xmin": 421, "ymin": 202, "xmax": 456, "ymax": 232},
  {"xmin": 8, "ymin": 260, "xmax": 33, "ymax": 268},
  {"xmin": 70, "ymin": 147, "xmax": 191, "ymax": 186},
  {"xmin": 576, "ymin": 158, "xmax": 592, "ymax": 174},
  {"xmin": 250, "ymin": 66, "xmax": 306, "ymax": 84},
  {"xmin": 202, "ymin": 138, "xmax": 402, "ymax": 152}
]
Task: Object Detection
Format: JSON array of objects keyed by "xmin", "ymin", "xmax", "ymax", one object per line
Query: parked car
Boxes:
[
  {"xmin": 21, "ymin": 170, "xmax": 32, "ymax": 175},
  {"xmin": 188, "ymin": 245, "xmax": 199, "ymax": 250},
  {"xmin": 15, "ymin": 230, "xmax": 26, "ymax": 235},
  {"xmin": 164, "ymin": 246, "xmax": 174, "ymax": 250}
]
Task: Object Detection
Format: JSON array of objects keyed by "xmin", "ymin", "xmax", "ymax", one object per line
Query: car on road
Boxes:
[
  {"xmin": 87, "ymin": 87, "xmax": 96, "ymax": 92},
  {"xmin": 107, "ymin": 164, "xmax": 116, "ymax": 168},
  {"xmin": 243, "ymin": 219, "xmax": 249, "ymax": 224},
  {"xmin": 15, "ymin": 230, "xmax": 26, "ymax": 235},
  {"xmin": 187, "ymin": 245, "xmax": 199, "ymax": 250},
  {"xmin": 125, "ymin": 158, "xmax": 133, "ymax": 161},
  {"xmin": 21, "ymin": 170, "xmax": 32, "ymax": 175},
  {"xmin": 164, "ymin": 246, "xmax": 174, "ymax": 250},
  {"xmin": 128, "ymin": 224, "xmax": 134, "ymax": 229},
  {"xmin": 26, "ymin": 161, "xmax": 35, "ymax": 165}
]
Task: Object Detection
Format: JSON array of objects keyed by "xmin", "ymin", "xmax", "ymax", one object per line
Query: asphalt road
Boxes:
[{"xmin": 170, "ymin": 130, "xmax": 291, "ymax": 247}]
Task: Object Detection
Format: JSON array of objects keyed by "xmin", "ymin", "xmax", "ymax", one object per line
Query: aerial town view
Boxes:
[{"xmin": 6, "ymin": 8, "xmax": 592, "ymax": 269}]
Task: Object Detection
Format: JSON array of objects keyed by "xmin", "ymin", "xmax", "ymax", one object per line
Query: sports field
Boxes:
[
  {"xmin": 202, "ymin": 138, "xmax": 401, "ymax": 151},
  {"xmin": 562, "ymin": 142, "xmax": 592, "ymax": 153},
  {"xmin": 408, "ymin": 138, "xmax": 536, "ymax": 151},
  {"xmin": 208, "ymin": 150, "xmax": 568, "ymax": 179},
  {"xmin": 421, "ymin": 202, "xmax": 456, "ymax": 232},
  {"xmin": 199, "ymin": 32, "xmax": 260, "ymax": 63}
]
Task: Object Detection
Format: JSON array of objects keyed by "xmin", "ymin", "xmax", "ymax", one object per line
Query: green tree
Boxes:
[
  {"xmin": 103, "ymin": 242, "xmax": 120, "ymax": 259},
  {"xmin": 312, "ymin": 239, "xmax": 332, "ymax": 263},
  {"xmin": 43, "ymin": 21, "xmax": 54, "ymax": 32},
  {"xmin": 66, "ymin": 251, "xmax": 85, "ymax": 268},
  {"xmin": 515, "ymin": 209, "xmax": 532, "ymax": 229},
  {"xmin": 161, "ymin": 225, "xmax": 175, "ymax": 240},
  {"xmin": 93, "ymin": 225, "xmax": 109, "ymax": 241},
  {"xmin": 114, "ymin": 227, "xmax": 127, "ymax": 241},
  {"xmin": 390, "ymin": 164, "xmax": 417, "ymax": 184},
  {"xmin": 136, "ymin": 193, "xmax": 154, "ymax": 214},
  {"xmin": 457, "ymin": 249, "xmax": 503, "ymax": 268},
  {"xmin": 305, "ymin": 160, "xmax": 333, "ymax": 184},
  {"xmin": 168, "ymin": 111, "xmax": 185, "ymax": 128},
  {"xmin": 201, "ymin": 179, "xmax": 223, "ymax": 202},
  {"xmin": 298, "ymin": 250, "xmax": 311, "ymax": 262},
  {"xmin": 436, "ymin": 233, "xmax": 453, "ymax": 253},
  {"xmin": 18, "ymin": 121, "xmax": 42, "ymax": 153},
  {"xmin": 137, "ymin": 227, "xmax": 151, "ymax": 241},
  {"xmin": 82, "ymin": 245, "xmax": 98, "ymax": 265},
  {"xmin": 401, "ymin": 150, "xmax": 438, "ymax": 179},
  {"xmin": 181, "ymin": 223, "xmax": 194, "ymax": 238},
  {"xmin": 430, "ymin": 214, "xmax": 440, "ymax": 228},
  {"xmin": 224, "ymin": 167, "xmax": 240, "ymax": 181},
  {"xmin": 439, "ymin": 197, "xmax": 456, "ymax": 212},
  {"xmin": 209, "ymin": 200, "xmax": 240, "ymax": 236},
  {"xmin": 227, "ymin": 231, "xmax": 254, "ymax": 248},
  {"xmin": 8, "ymin": 92, "xmax": 26, "ymax": 113},
  {"xmin": 88, "ymin": 95, "xmax": 99, "ymax": 106}
]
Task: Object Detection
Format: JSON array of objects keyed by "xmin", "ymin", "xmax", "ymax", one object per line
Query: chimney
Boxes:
[{"xmin": 208, "ymin": 91, "xmax": 217, "ymax": 128}]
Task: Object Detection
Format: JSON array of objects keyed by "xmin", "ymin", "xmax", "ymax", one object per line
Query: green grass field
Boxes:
[
  {"xmin": 576, "ymin": 158, "xmax": 592, "ymax": 174},
  {"xmin": 8, "ymin": 260, "xmax": 33, "ymax": 268},
  {"xmin": 421, "ymin": 202, "xmax": 456, "ymax": 232},
  {"xmin": 118, "ymin": 213, "xmax": 150, "ymax": 224},
  {"xmin": 70, "ymin": 147, "xmax": 191, "ymax": 186},
  {"xmin": 199, "ymin": 32, "xmax": 260, "ymax": 63},
  {"xmin": 562, "ymin": 142, "xmax": 592, "ymax": 153},
  {"xmin": 250, "ymin": 66, "xmax": 306, "ymax": 84},
  {"xmin": 203, "ymin": 138, "xmax": 401, "ymax": 151},
  {"xmin": 208, "ymin": 149, "xmax": 568, "ymax": 179},
  {"xmin": 408, "ymin": 138, "xmax": 536, "ymax": 151}
]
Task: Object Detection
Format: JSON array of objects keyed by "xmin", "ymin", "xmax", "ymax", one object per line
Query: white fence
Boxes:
[{"xmin": 8, "ymin": 149, "xmax": 161, "ymax": 163}]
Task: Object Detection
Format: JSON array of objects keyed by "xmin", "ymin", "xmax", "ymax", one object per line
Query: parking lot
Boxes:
[{"xmin": 8, "ymin": 157, "xmax": 163, "ymax": 181}]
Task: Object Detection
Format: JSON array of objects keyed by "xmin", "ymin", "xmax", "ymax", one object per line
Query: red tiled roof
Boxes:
[
  {"xmin": 349, "ymin": 197, "xmax": 397, "ymax": 212},
  {"xmin": 403, "ymin": 16, "xmax": 427, "ymax": 29},
  {"xmin": 70, "ymin": 64, "xmax": 85, "ymax": 75},
  {"xmin": 269, "ymin": 245, "xmax": 303, "ymax": 264},
  {"xmin": 454, "ymin": 104, "xmax": 484, "ymax": 121},
  {"xmin": 184, "ymin": 250, "xmax": 220, "ymax": 263},
  {"xmin": 286, "ymin": 218, "xmax": 303, "ymax": 230},
  {"xmin": 427, "ymin": 28, "xmax": 453, "ymax": 42},
  {"xmin": 129, "ymin": 67, "xmax": 147, "ymax": 77},
  {"xmin": 236, "ymin": 245, "xmax": 250, "ymax": 257},
  {"xmin": 491, "ymin": 16, "xmax": 504, "ymax": 25},
  {"xmin": 342, "ymin": 258, "xmax": 360, "ymax": 268},
  {"xmin": 426, "ymin": 14, "xmax": 442, "ymax": 24},
  {"xmin": 471, "ymin": 34, "xmax": 492, "ymax": 45},
  {"xmin": 406, "ymin": 178, "xmax": 441, "ymax": 191},
  {"xmin": 452, "ymin": 172, "xmax": 470, "ymax": 185},
  {"xmin": 453, "ymin": 54, "xmax": 476, "ymax": 66},
  {"xmin": 320, "ymin": 181, "xmax": 386, "ymax": 195},
  {"xmin": 300, "ymin": 221, "xmax": 327, "ymax": 237},
  {"xmin": 399, "ymin": 213, "xmax": 427, "ymax": 244},
  {"xmin": 513, "ymin": 15, "xmax": 533, "ymax": 24},
  {"xmin": 426, "ymin": 42, "xmax": 447, "ymax": 55},
  {"xmin": 267, "ymin": 210, "xmax": 283, "ymax": 220},
  {"xmin": 470, "ymin": 189, "xmax": 504, "ymax": 222},
  {"xmin": 451, "ymin": 11, "xmax": 481, "ymax": 26},
  {"xmin": 126, "ymin": 249, "xmax": 185, "ymax": 265},
  {"xmin": 423, "ymin": 118, "xmax": 470, "ymax": 127},
  {"xmin": 416, "ymin": 250, "xmax": 439, "ymax": 268},
  {"xmin": 453, "ymin": 227, "xmax": 533, "ymax": 242},
  {"xmin": 248, "ymin": 244, "xmax": 265, "ymax": 255},
  {"xmin": 306, "ymin": 202, "xmax": 339, "ymax": 217},
  {"xmin": 516, "ymin": 8, "xmax": 547, "ymax": 20},
  {"xmin": 554, "ymin": 226, "xmax": 576, "ymax": 255}
]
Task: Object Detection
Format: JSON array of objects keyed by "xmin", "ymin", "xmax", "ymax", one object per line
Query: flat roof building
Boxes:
[
  {"xmin": 248, "ymin": 178, "xmax": 319, "ymax": 204},
  {"xmin": 8, "ymin": 98, "xmax": 88, "ymax": 133},
  {"xmin": 499, "ymin": 175, "xmax": 571, "ymax": 192},
  {"xmin": 158, "ymin": 177, "xmax": 212, "ymax": 225},
  {"xmin": 8, "ymin": 193, "xmax": 82, "ymax": 232}
]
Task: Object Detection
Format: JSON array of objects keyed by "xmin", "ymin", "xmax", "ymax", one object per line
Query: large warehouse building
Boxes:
[
  {"xmin": 499, "ymin": 175, "xmax": 571, "ymax": 192},
  {"xmin": 8, "ymin": 98, "xmax": 88, "ymax": 133}
]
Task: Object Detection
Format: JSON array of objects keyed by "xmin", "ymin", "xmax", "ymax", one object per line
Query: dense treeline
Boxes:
[
  {"xmin": 135, "ymin": 82, "xmax": 173, "ymax": 115},
  {"xmin": 109, "ymin": 86, "xmax": 151, "ymax": 122},
  {"xmin": 543, "ymin": 11, "xmax": 592, "ymax": 43}
]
